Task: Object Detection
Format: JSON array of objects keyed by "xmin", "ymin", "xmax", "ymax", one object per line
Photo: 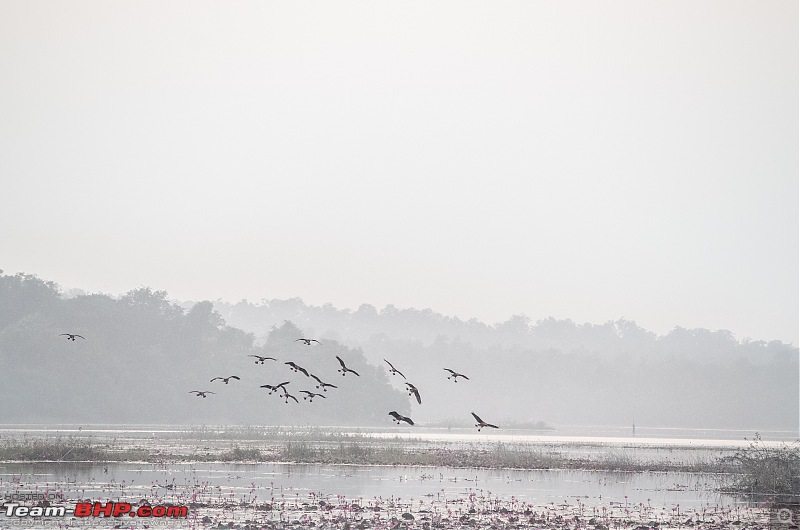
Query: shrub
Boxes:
[{"xmin": 722, "ymin": 434, "xmax": 800, "ymax": 501}]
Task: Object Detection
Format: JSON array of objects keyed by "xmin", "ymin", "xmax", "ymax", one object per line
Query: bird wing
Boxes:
[
  {"xmin": 486, "ymin": 423, "xmax": 499, "ymax": 429},
  {"xmin": 387, "ymin": 360, "xmax": 406, "ymax": 378},
  {"xmin": 230, "ymin": 376, "xmax": 240, "ymax": 380},
  {"xmin": 75, "ymin": 335, "xmax": 86, "ymax": 339},
  {"xmin": 336, "ymin": 356, "xmax": 346, "ymax": 368},
  {"xmin": 471, "ymin": 412, "xmax": 484, "ymax": 423},
  {"xmin": 288, "ymin": 394, "xmax": 299, "ymax": 403},
  {"xmin": 460, "ymin": 374, "xmax": 470, "ymax": 380},
  {"xmin": 311, "ymin": 339, "xmax": 320, "ymax": 343},
  {"xmin": 444, "ymin": 368, "xmax": 455, "ymax": 375},
  {"xmin": 406, "ymin": 384, "xmax": 421, "ymax": 404},
  {"xmin": 298, "ymin": 367, "xmax": 309, "ymax": 377},
  {"xmin": 278, "ymin": 381, "xmax": 290, "ymax": 387},
  {"xmin": 323, "ymin": 382, "xmax": 338, "ymax": 389},
  {"xmin": 310, "ymin": 374, "xmax": 323, "ymax": 384},
  {"xmin": 210, "ymin": 377, "xmax": 222, "ymax": 382},
  {"xmin": 384, "ymin": 359, "xmax": 394, "ymax": 369},
  {"xmin": 402, "ymin": 416, "xmax": 414, "ymax": 426},
  {"xmin": 389, "ymin": 411, "xmax": 401, "ymax": 419},
  {"xmin": 294, "ymin": 339, "xmax": 305, "ymax": 342}
]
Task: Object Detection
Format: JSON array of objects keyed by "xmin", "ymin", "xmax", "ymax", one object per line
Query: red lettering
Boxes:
[
  {"xmin": 138, "ymin": 506, "xmax": 152, "ymax": 517},
  {"xmin": 93, "ymin": 502, "xmax": 113, "ymax": 517},
  {"xmin": 113, "ymin": 503, "xmax": 131, "ymax": 517},
  {"xmin": 167, "ymin": 506, "xmax": 188, "ymax": 517},
  {"xmin": 151, "ymin": 505, "xmax": 166, "ymax": 517},
  {"xmin": 74, "ymin": 503, "xmax": 92, "ymax": 517}
]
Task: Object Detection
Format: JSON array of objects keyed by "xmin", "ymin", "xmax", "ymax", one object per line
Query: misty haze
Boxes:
[
  {"xmin": 2, "ymin": 271, "xmax": 797, "ymax": 432},
  {"xmin": 0, "ymin": 1, "xmax": 797, "ymax": 528}
]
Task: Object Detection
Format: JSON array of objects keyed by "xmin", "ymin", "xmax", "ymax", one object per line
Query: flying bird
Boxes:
[
  {"xmin": 336, "ymin": 356, "xmax": 360, "ymax": 377},
  {"xmin": 310, "ymin": 374, "xmax": 338, "ymax": 392},
  {"xmin": 60, "ymin": 334, "xmax": 85, "ymax": 341},
  {"xmin": 444, "ymin": 368, "xmax": 469, "ymax": 382},
  {"xmin": 300, "ymin": 390, "xmax": 326, "ymax": 402},
  {"xmin": 285, "ymin": 361, "xmax": 310, "ymax": 377},
  {"xmin": 189, "ymin": 391, "xmax": 215, "ymax": 398},
  {"xmin": 384, "ymin": 359, "xmax": 406, "ymax": 379},
  {"xmin": 249, "ymin": 355, "xmax": 276, "ymax": 364},
  {"xmin": 405, "ymin": 383, "xmax": 421, "ymax": 405},
  {"xmin": 260, "ymin": 382, "xmax": 290, "ymax": 395},
  {"xmin": 471, "ymin": 412, "xmax": 499, "ymax": 431},
  {"xmin": 210, "ymin": 375, "xmax": 240, "ymax": 384},
  {"xmin": 389, "ymin": 411, "xmax": 414, "ymax": 426},
  {"xmin": 295, "ymin": 338, "xmax": 320, "ymax": 346}
]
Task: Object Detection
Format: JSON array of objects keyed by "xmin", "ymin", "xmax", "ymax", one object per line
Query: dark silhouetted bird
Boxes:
[
  {"xmin": 285, "ymin": 361, "xmax": 310, "ymax": 377},
  {"xmin": 249, "ymin": 355, "xmax": 277, "ymax": 364},
  {"xmin": 310, "ymin": 374, "xmax": 338, "ymax": 391},
  {"xmin": 210, "ymin": 375, "xmax": 240, "ymax": 384},
  {"xmin": 444, "ymin": 368, "xmax": 469, "ymax": 382},
  {"xmin": 336, "ymin": 356, "xmax": 360, "ymax": 377},
  {"xmin": 384, "ymin": 359, "xmax": 406, "ymax": 379},
  {"xmin": 260, "ymin": 382, "xmax": 290, "ymax": 395},
  {"xmin": 60, "ymin": 334, "xmax": 85, "ymax": 341},
  {"xmin": 189, "ymin": 391, "xmax": 215, "ymax": 398},
  {"xmin": 471, "ymin": 412, "xmax": 499, "ymax": 431},
  {"xmin": 389, "ymin": 411, "xmax": 414, "ymax": 426},
  {"xmin": 405, "ymin": 383, "xmax": 421, "ymax": 404},
  {"xmin": 295, "ymin": 338, "xmax": 320, "ymax": 345},
  {"xmin": 282, "ymin": 390, "xmax": 299, "ymax": 404},
  {"xmin": 300, "ymin": 390, "xmax": 326, "ymax": 402}
]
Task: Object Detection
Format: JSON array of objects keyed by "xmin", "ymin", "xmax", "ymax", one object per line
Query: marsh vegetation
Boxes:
[{"xmin": 720, "ymin": 434, "xmax": 800, "ymax": 501}]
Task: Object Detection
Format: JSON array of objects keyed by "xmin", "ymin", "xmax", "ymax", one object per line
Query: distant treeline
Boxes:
[
  {"xmin": 213, "ymin": 298, "xmax": 796, "ymax": 365},
  {"xmin": 212, "ymin": 298, "xmax": 799, "ymax": 431},
  {"xmin": 1, "ymin": 271, "xmax": 797, "ymax": 431},
  {"xmin": 0, "ymin": 271, "xmax": 409, "ymax": 425}
]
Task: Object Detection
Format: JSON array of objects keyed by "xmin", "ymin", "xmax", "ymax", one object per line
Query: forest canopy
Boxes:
[{"xmin": 0, "ymin": 270, "xmax": 796, "ymax": 430}]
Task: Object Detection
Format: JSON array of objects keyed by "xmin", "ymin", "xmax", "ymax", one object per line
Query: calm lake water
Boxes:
[
  {"xmin": 0, "ymin": 461, "xmax": 738, "ymax": 510},
  {"xmin": 0, "ymin": 424, "xmax": 791, "ymax": 515}
]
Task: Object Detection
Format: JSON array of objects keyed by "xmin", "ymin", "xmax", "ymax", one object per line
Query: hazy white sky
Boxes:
[{"xmin": 1, "ymin": 1, "xmax": 797, "ymax": 344}]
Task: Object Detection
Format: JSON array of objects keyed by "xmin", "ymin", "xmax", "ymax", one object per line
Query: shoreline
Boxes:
[{"xmin": 0, "ymin": 435, "xmax": 741, "ymax": 473}]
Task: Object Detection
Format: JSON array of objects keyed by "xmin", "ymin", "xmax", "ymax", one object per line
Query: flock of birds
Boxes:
[{"xmin": 61, "ymin": 333, "xmax": 499, "ymax": 431}]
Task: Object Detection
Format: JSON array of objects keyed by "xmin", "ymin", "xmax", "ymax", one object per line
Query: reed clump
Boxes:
[
  {"xmin": 219, "ymin": 445, "xmax": 263, "ymax": 461},
  {"xmin": 721, "ymin": 434, "xmax": 800, "ymax": 501},
  {"xmin": 0, "ymin": 437, "xmax": 148, "ymax": 461}
]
